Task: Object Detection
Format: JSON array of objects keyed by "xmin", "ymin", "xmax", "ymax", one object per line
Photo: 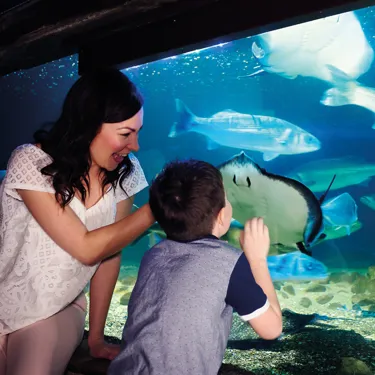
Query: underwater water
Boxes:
[{"xmin": 2, "ymin": 4, "xmax": 375, "ymax": 375}]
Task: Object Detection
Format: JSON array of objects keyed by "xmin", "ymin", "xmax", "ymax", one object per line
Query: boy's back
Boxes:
[
  {"xmin": 109, "ymin": 236, "xmax": 265, "ymax": 375},
  {"xmin": 108, "ymin": 159, "xmax": 282, "ymax": 375}
]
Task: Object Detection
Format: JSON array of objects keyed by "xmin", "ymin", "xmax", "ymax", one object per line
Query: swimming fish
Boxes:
[
  {"xmin": 321, "ymin": 193, "xmax": 358, "ymax": 236},
  {"xmin": 247, "ymin": 11, "xmax": 374, "ymax": 112},
  {"xmin": 267, "ymin": 251, "xmax": 329, "ymax": 281},
  {"xmin": 360, "ymin": 194, "xmax": 375, "ymax": 210},
  {"xmin": 168, "ymin": 99, "xmax": 321, "ymax": 162},
  {"xmin": 147, "ymin": 234, "xmax": 328, "ymax": 282},
  {"xmin": 218, "ymin": 151, "xmax": 334, "ymax": 256},
  {"xmin": 287, "ymin": 156, "xmax": 375, "ymax": 193}
]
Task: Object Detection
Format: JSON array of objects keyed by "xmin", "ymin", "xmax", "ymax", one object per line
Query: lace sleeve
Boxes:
[
  {"xmin": 4, "ymin": 144, "xmax": 55, "ymax": 200},
  {"xmin": 115, "ymin": 153, "xmax": 148, "ymax": 204}
]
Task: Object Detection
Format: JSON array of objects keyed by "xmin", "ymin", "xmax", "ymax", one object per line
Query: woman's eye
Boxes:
[{"xmin": 121, "ymin": 133, "xmax": 130, "ymax": 138}]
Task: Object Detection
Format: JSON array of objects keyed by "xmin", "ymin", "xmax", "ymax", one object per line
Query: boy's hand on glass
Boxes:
[{"xmin": 239, "ymin": 217, "xmax": 270, "ymax": 262}]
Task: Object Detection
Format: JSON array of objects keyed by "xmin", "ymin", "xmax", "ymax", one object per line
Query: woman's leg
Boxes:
[
  {"xmin": 5, "ymin": 294, "xmax": 87, "ymax": 375},
  {"xmin": 0, "ymin": 334, "xmax": 7, "ymax": 375}
]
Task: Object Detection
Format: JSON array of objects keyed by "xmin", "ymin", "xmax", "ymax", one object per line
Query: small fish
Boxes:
[
  {"xmin": 168, "ymin": 99, "xmax": 320, "ymax": 162},
  {"xmin": 287, "ymin": 156, "xmax": 375, "ymax": 192},
  {"xmin": 218, "ymin": 151, "xmax": 334, "ymax": 256},
  {"xmin": 360, "ymin": 194, "xmax": 375, "ymax": 210},
  {"xmin": 267, "ymin": 251, "xmax": 329, "ymax": 281},
  {"xmin": 321, "ymin": 193, "xmax": 358, "ymax": 236}
]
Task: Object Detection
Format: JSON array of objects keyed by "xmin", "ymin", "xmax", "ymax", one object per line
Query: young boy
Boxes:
[{"xmin": 108, "ymin": 159, "xmax": 282, "ymax": 375}]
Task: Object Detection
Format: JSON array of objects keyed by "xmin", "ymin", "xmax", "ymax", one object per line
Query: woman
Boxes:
[{"xmin": 0, "ymin": 67, "xmax": 154, "ymax": 375}]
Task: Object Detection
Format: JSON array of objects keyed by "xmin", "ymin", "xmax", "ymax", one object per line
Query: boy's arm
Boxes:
[{"xmin": 225, "ymin": 253, "xmax": 282, "ymax": 340}]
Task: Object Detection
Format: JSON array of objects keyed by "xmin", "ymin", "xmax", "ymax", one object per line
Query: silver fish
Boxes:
[
  {"xmin": 287, "ymin": 156, "xmax": 375, "ymax": 192},
  {"xmin": 168, "ymin": 99, "xmax": 320, "ymax": 162}
]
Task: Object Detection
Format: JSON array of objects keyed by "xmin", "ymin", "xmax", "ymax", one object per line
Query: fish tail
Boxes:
[
  {"xmin": 168, "ymin": 99, "xmax": 195, "ymax": 138},
  {"xmin": 320, "ymin": 64, "xmax": 356, "ymax": 107}
]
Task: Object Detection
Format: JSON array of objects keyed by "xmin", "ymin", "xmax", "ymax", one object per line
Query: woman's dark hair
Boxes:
[
  {"xmin": 149, "ymin": 159, "xmax": 226, "ymax": 242},
  {"xmin": 34, "ymin": 67, "xmax": 144, "ymax": 208}
]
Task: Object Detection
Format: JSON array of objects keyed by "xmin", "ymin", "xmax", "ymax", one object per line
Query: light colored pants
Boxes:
[{"xmin": 0, "ymin": 293, "xmax": 87, "ymax": 375}]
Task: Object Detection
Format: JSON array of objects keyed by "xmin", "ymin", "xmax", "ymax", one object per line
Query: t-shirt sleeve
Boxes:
[
  {"xmin": 4, "ymin": 144, "xmax": 55, "ymax": 200},
  {"xmin": 226, "ymin": 252, "xmax": 270, "ymax": 321},
  {"xmin": 115, "ymin": 153, "xmax": 149, "ymax": 204}
]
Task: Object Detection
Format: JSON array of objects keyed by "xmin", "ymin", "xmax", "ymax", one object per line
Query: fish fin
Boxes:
[
  {"xmin": 263, "ymin": 152, "xmax": 279, "ymax": 162},
  {"xmin": 168, "ymin": 99, "xmax": 195, "ymax": 138},
  {"xmin": 207, "ymin": 139, "xmax": 220, "ymax": 150},
  {"xmin": 320, "ymin": 65, "xmax": 357, "ymax": 107},
  {"xmin": 318, "ymin": 174, "xmax": 336, "ymax": 204},
  {"xmin": 237, "ymin": 69, "xmax": 265, "ymax": 79},
  {"xmin": 372, "ymin": 123, "xmax": 375, "ymax": 130},
  {"xmin": 345, "ymin": 225, "xmax": 351, "ymax": 236},
  {"xmin": 296, "ymin": 242, "xmax": 312, "ymax": 257}
]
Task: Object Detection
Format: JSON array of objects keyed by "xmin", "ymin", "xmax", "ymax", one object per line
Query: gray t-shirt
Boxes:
[{"xmin": 109, "ymin": 235, "xmax": 268, "ymax": 375}]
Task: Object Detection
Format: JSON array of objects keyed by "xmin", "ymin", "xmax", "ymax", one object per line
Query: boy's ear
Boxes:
[{"xmin": 217, "ymin": 207, "xmax": 225, "ymax": 226}]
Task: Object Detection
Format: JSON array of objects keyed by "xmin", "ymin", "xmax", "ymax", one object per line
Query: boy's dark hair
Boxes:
[{"xmin": 149, "ymin": 159, "xmax": 226, "ymax": 242}]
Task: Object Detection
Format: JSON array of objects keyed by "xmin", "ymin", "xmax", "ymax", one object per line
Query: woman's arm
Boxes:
[
  {"xmin": 87, "ymin": 198, "xmax": 134, "ymax": 360},
  {"xmin": 17, "ymin": 189, "xmax": 154, "ymax": 265}
]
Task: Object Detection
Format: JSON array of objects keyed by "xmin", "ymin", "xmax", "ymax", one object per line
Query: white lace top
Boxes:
[{"xmin": 0, "ymin": 144, "xmax": 148, "ymax": 336}]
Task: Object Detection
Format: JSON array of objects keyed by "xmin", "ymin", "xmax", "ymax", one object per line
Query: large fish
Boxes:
[
  {"xmin": 248, "ymin": 11, "xmax": 374, "ymax": 113},
  {"xmin": 218, "ymin": 151, "xmax": 334, "ymax": 255},
  {"xmin": 168, "ymin": 99, "xmax": 321, "ymax": 162},
  {"xmin": 287, "ymin": 157, "xmax": 375, "ymax": 192}
]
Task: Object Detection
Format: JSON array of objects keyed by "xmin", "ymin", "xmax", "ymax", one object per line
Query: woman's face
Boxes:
[{"xmin": 90, "ymin": 107, "xmax": 144, "ymax": 172}]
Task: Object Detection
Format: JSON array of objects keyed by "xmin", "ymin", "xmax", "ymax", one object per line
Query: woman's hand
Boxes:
[{"xmin": 88, "ymin": 337, "xmax": 121, "ymax": 360}]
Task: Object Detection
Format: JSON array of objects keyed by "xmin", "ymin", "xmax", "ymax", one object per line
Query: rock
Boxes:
[
  {"xmin": 273, "ymin": 281, "xmax": 283, "ymax": 291},
  {"xmin": 281, "ymin": 292, "xmax": 289, "ymax": 299},
  {"xmin": 351, "ymin": 276, "xmax": 368, "ymax": 294},
  {"xmin": 328, "ymin": 302, "xmax": 344, "ymax": 310},
  {"xmin": 283, "ymin": 285, "xmax": 295, "ymax": 296},
  {"xmin": 316, "ymin": 294, "xmax": 334, "ymax": 305},
  {"xmin": 306, "ymin": 284, "xmax": 327, "ymax": 293},
  {"xmin": 336, "ymin": 357, "xmax": 372, "ymax": 375},
  {"xmin": 328, "ymin": 272, "xmax": 360, "ymax": 284},
  {"xmin": 299, "ymin": 297, "xmax": 312, "ymax": 308},
  {"xmin": 120, "ymin": 291, "xmax": 132, "ymax": 305}
]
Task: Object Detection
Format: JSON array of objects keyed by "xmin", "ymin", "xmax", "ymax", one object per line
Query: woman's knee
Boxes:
[{"xmin": 5, "ymin": 303, "xmax": 86, "ymax": 375}]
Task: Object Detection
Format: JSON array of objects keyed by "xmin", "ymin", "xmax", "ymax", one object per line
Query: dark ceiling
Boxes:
[{"xmin": 0, "ymin": 0, "xmax": 371, "ymax": 77}]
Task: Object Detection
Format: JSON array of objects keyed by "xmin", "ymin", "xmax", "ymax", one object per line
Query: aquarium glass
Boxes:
[{"xmin": 2, "ymin": 4, "xmax": 375, "ymax": 375}]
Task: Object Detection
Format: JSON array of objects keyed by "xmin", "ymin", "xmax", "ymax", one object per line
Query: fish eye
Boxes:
[{"xmin": 247, "ymin": 177, "xmax": 251, "ymax": 188}]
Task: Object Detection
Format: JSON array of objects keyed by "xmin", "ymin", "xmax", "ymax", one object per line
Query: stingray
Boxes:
[{"xmin": 217, "ymin": 151, "xmax": 335, "ymax": 256}]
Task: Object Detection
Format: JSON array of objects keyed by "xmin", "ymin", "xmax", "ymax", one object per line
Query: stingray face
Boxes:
[{"xmin": 304, "ymin": 218, "xmax": 326, "ymax": 248}]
